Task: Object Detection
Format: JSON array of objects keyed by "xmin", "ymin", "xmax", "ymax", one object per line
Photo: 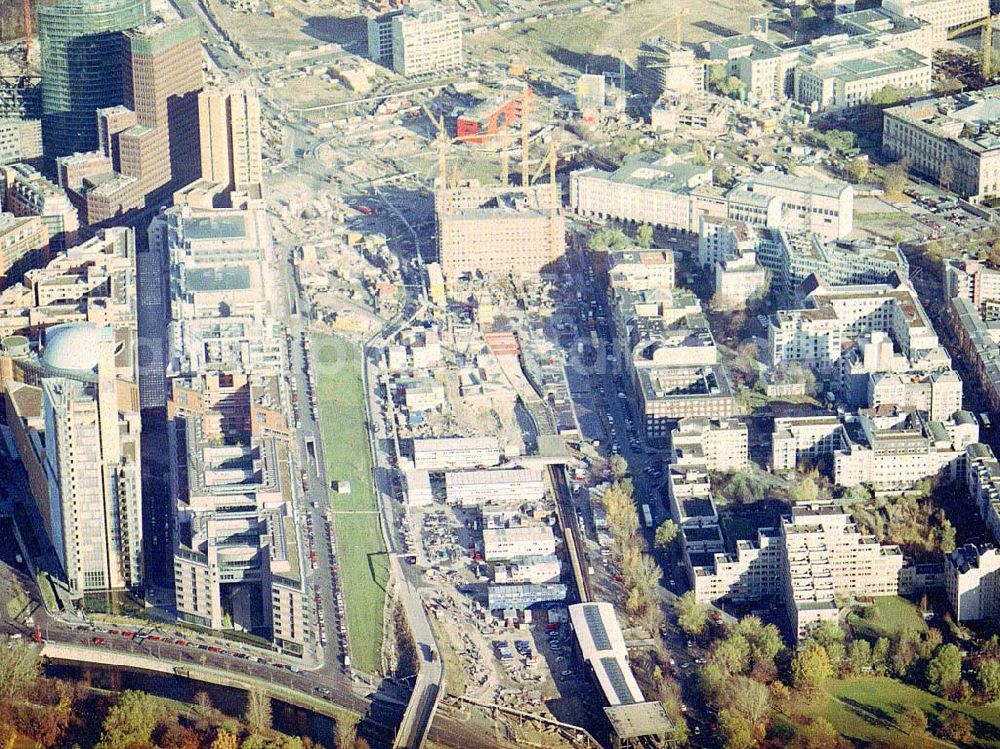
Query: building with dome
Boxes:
[
  {"xmin": 4, "ymin": 323, "xmax": 142, "ymax": 595},
  {"xmin": 0, "ymin": 231, "xmax": 144, "ymax": 597}
]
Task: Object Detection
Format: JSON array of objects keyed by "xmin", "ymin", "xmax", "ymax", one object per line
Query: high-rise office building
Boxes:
[
  {"xmin": 57, "ymin": 18, "xmax": 203, "ymax": 226},
  {"xmin": 40, "ymin": 324, "xmax": 143, "ymax": 594},
  {"xmin": 39, "ymin": 0, "xmax": 152, "ymax": 160},
  {"xmin": 391, "ymin": 5, "xmax": 463, "ymax": 78},
  {"xmin": 198, "ymin": 87, "xmax": 263, "ymax": 202}
]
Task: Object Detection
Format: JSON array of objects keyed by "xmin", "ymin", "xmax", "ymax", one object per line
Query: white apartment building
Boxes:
[
  {"xmin": 882, "ymin": 0, "xmax": 988, "ymax": 39},
  {"xmin": 834, "ymin": 408, "xmax": 978, "ymax": 490},
  {"xmin": 794, "ymin": 43, "xmax": 931, "ymax": 112},
  {"xmin": 769, "ymin": 276, "xmax": 944, "ymax": 377},
  {"xmin": 772, "ymin": 414, "xmax": 847, "ymax": 471},
  {"xmin": 707, "ymin": 34, "xmax": 798, "ymax": 102},
  {"xmin": 698, "ymin": 216, "xmax": 757, "ymax": 267},
  {"xmin": 493, "ymin": 554, "xmax": 561, "ymax": 584},
  {"xmin": 482, "ymin": 526, "xmax": 556, "ymax": 561},
  {"xmin": 412, "ymin": 436, "xmax": 502, "ymax": 471},
  {"xmin": 391, "ymin": 5, "xmax": 463, "ymax": 78},
  {"xmin": 445, "ymin": 468, "xmax": 546, "ymax": 507},
  {"xmin": 41, "ymin": 326, "xmax": 143, "ymax": 595},
  {"xmin": 670, "ymin": 417, "xmax": 748, "ymax": 471},
  {"xmin": 945, "ymin": 544, "xmax": 1000, "ymax": 622},
  {"xmin": 883, "ymin": 86, "xmax": 1000, "ymax": 202},
  {"xmin": 680, "ymin": 495, "xmax": 904, "ymax": 641},
  {"xmin": 728, "ymin": 173, "xmax": 855, "ymax": 240},
  {"xmin": 607, "ymin": 248, "xmax": 675, "ymax": 292},
  {"xmin": 945, "ymin": 256, "xmax": 1000, "ymax": 320},
  {"xmin": 867, "ymin": 370, "xmax": 963, "ymax": 421},
  {"xmin": 756, "ymin": 232, "xmax": 908, "ymax": 304},
  {"xmin": 715, "ymin": 250, "xmax": 769, "ymax": 308},
  {"xmin": 782, "ymin": 503, "xmax": 904, "ymax": 640},
  {"xmin": 570, "ymin": 156, "xmax": 713, "ymax": 233}
]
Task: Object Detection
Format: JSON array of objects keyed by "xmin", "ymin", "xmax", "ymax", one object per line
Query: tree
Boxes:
[
  {"xmin": 925, "ymin": 643, "xmax": 962, "ymax": 696},
  {"xmin": 729, "ymin": 676, "xmax": 770, "ymax": 739},
  {"xmin": 940, "ymin": 520, "xmax": 957, "ymax": 554},
  {"xmin": 654, "ymin": 519, "xmax": 678, "ymax": 551},
  {"xmin": 847, "ymin": 639, "xmax": 872, "ymax": 675},
  {"xmin": 979, "ymin": 658, "xmax": 1000, "ymax": 702},
  {"xmin": 869, "ymin": 85, "xmax": 904, "ymax": 106},
  {"xmin": 719, "ymin": 709, "xmax": 756, "ymax": 749},
  {"xmin": 636, "ymin": 224, "xmax": 654, "ymax": 249},
  {"xmin": 588, "ymin": 227, "xmax": 630, "ymax": 253},
  {"xmin": 674, "ymin": 592, "xmax": 709, "ymax": 636},
  {"xmin": 872, "ymin": 637, "xmax": 891, "ymax": 676},
  {"xmin": 710, "ymin": 635, "xmax": 751, "ymax": 676},
  {"xmin": 896, "ymin": 705, "xmax": 927, "ymax": 738},
  {"xmin": 160, "ymin": 724, "xmax": 201, "ymax": 749},
  {"xmin": 939, "ymin": 160, "xmax": 955, "ymax": 192},
  {"xmin": 692, "ymin": 142, "xmax": 710, "ymax": 165},
  {"xmin": 245, "ymin": 687, "xmax": 272, "ymax": 734},
  {"xmin": 847, "ymin": 157, "xmax": 869, "ymax": 184},
  {"xmin": 789, "ymin": 472, "xmax": 821, "ymax": 504},
  {"xmin": 839, "ymin": 484, "xmax": 871, "ymax": 504},
  {"xmin": 792, "ymin": 641, "xmax": 833, "ymax": 694},
  {"xmin": 212, "ymin": 732, "xmax": 239, "ymax": 749},
  {"xmin": 989, "ymin": 239, "xmax": 1000, "ymax": 269},
  {"xmin": 937, "ymin": 709, "xmax": 973, "ymax": 744},
  {"xmin": 96, "ymin": 691, "xmax": 164, "ymax": 749},
  {"xmin": 194, "ymin": 691, "xmax": 213, "ymax": 712},
  {"xmin": 809, "ymin": 622, "xmax": 846, "ymax": 670},
  {"xmin": 609, "ymin": 455, "xmax": 629, "ymax": 480},
  {"xmin": 882, "ymin": 159, "xmax": 912, "ymax": 201},
  {"xmin": 799, "ymin": 717, "xmax": 839, "ymax": 749},
  {"xmin": 0, "ymin": 638, "xmax": 39, "ymax": 701}
]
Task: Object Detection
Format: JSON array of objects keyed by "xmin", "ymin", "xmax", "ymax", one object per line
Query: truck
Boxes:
[{"xmin": 641, "ymin": 504, "xmax": 653, "ymax": 528}]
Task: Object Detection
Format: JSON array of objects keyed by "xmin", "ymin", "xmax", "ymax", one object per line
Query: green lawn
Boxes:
[
  {"xmin": 800, "ymin": 677, "xmax": 1000, "ymax": 747},
  {"xmin": 848, "ymin": 596, "xmax": 927, "ymax": 640},
  {"xmin": 313, "ymin": 333, "xmax": 387, "ymax": 674}
]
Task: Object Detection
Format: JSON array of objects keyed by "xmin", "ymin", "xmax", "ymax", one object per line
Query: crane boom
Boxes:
[{"xmin": 22, "ymin": 0, "xmax": 31, "ymax": 64}]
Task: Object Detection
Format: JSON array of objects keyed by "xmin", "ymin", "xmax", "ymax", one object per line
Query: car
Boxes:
[
  {"xmin": 92, "ymin": 637, "xmax": 106, "ymax": 645},
  {"xmin": 208, "ymin": 646, "xmax": 221, "ymax": 653},
  {"xmin": 122, "ymin": 631, "xmax": 136, "ymax": 639}
]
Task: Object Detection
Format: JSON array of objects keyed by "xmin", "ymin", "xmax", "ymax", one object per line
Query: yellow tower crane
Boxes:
[{"xmin": 948, "ymin": 14, "xmax": 1000, "ymax": 79}]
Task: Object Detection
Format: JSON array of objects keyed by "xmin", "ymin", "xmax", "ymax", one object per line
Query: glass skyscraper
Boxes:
[{"xmin": 39, "ymin": 0, "xmax": 152, "ymax": 160}]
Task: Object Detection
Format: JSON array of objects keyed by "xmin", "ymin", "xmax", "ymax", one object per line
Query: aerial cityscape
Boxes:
[{"xmin": 5, "ymin": 0, "xmax": 1000, "ymax": 747}]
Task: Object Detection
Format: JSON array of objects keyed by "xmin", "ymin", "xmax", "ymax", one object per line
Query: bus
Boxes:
[{"xmin": 641, "ymin": 504, "xmax": 653, "ymax": 529}]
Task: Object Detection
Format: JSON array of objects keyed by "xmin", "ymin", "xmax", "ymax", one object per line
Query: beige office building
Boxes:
[
  {"xmin": 884, "ymin": 86, "xmax": 1000, "ymax": 202},
  {"xmin": 198, "ymin": 86, "xmax": 263, "ymax": 202},
  {"xmin": 1, "ymin": 163, "xmax": 79, "ymax": 251},
  {"xmin": 391, "ymin": 5, "xmax": 463, "ymax": 77},
  {"xmin": 436, "ymin": 180, "xmax": 564, "ymax": 280},
  {"xmin": 0, "ymin": 214, "xmax": 48, "ymax": 290}
]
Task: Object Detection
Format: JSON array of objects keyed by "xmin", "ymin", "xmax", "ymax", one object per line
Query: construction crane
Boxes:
[
  {"xmin": 21, "ymin": 0, "xmax": 31, "ymax": 65},
  {"xmin": 947, "ymin": 13, "xmax": 1000, "ymax": 79},
  {"xmin": 422, "ymin": 103, "xmax": 451, "ymax": 198}
]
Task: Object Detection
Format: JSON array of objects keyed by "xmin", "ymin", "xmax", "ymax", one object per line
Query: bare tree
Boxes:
[
  {"xmin": 0, "ymin": 638, "xmax": 38, "ymax": 702},
  {"xmin": 244, "ymin": 687, "xmax": 272, "ymax": 734}
]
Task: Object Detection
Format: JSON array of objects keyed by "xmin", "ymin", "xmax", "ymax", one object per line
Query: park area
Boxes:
[
  {"xmin": 792, "ymin": 676, "xmax": 1000, "ymax": 747},
  {"xmin": 313, "ymin": 333, "xmax": 389, "ymax": 675}
]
